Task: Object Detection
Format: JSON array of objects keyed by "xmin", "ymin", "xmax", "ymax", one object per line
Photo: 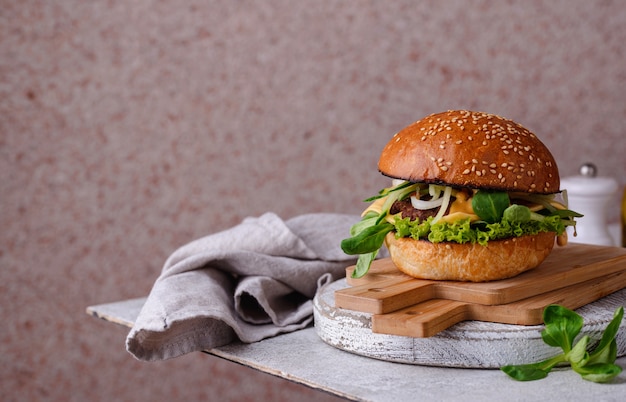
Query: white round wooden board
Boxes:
[{"xmin": 313, "ymin": 278, "xmax": 626, "ymax": 368}]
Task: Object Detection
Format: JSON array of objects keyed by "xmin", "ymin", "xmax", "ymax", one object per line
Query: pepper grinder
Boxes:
[{"xmin": 560, "ymin": 163, "xmax": 618, "ymax": 246}]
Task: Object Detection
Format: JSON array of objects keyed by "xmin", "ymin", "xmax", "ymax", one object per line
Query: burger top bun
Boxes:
[{"xmin": 378, "ymin": 110, "xmax": 560, "ymax": 194}]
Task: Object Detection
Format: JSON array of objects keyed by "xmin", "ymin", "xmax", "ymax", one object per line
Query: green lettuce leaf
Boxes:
[{"xmin": 393, "ymin": 214, "xmax": 565, "ymax": 246}]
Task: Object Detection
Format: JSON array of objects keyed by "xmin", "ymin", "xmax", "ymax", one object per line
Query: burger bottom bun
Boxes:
[{"xmin": 384, "ymin": 231, "xmax": 556, "ymax": 282}]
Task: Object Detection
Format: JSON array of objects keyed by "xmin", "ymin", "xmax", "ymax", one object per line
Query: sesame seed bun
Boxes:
[
  {"xmin": 378, "ymin": 110, "xmax": 559, "ymax": 194},
  {"xmin": 385, "ymin": 231, "xmax": 556, "ymax": 282}
]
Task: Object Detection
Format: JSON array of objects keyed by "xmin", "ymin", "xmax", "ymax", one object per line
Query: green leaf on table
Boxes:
[
  {"xmin": 577, "ymin": 363, "xmax": 623, "ymax": 383},
  {"xmin": 541, "ymin": 305, "xmax": 584, "ymax": 352},
  {"xmin": 502, "ymin": 305, "xmax": 624, "ymax": 383},
  {"xmin": 587, "ymin": 307, "xmax": 624, "ymax": 365},
  {"xmin": 501, "ymin": 354, "xmax": 565, "ymax": 381}
]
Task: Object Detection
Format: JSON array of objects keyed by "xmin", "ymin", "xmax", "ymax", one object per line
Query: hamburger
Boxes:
[{"xmin": 341, "ymin": 110, "xmax": 582, "ymax": 282}]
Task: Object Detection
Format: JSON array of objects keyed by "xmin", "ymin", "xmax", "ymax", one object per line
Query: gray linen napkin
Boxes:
[{"xmin": 126, "ymin": 212, "xmax": 371, "ymax": 361}]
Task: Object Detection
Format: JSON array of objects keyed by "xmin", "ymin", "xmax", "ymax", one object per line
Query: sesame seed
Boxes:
[
  {"xmin": 462, "ymin": 169, "xmax": 470, "ymax": 175},
  {"xmin": 441, "ymin": 166, "xmax": 449, "ymax": 171}
]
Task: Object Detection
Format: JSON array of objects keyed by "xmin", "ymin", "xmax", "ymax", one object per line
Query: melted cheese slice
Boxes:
[
  {"xmin": 362, "ymin": 197, "xmax": 386, "ymax": 217},
  {"xmin": 439, "ymin": 191, "xmax": 479, "ymax": 223}
]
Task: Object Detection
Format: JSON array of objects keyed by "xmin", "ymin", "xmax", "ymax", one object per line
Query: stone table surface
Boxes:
[{"xmin": 87, "ymin": 297, "xmax": 626, "ymax": 402}]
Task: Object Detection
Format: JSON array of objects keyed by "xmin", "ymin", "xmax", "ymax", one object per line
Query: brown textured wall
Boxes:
[{"xmin": 1, "ymin": 0, "xmax": 625, "ymax": 400}]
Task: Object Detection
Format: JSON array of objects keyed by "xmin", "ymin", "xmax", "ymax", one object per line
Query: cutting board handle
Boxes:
[
  {"xmin": 372, "ymin": 299, "xmax": 469, "ymax": 338},
  {"xmin": 335, "ymin": 277, "xmax": 436, "ymax": 314}
]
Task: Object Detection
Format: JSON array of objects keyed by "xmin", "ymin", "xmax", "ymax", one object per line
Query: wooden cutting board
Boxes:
[
  {"xmin": 337, "ymin": 244, "xmax": 626, "ymax": 313},
  {"xmin": 335, "ymin": 244, "xmax": 626, "ymax": 337}
]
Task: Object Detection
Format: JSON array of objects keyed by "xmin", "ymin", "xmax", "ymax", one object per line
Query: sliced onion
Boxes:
[
  {"xmin": 411, "ymin": 194, "xmax": 444, "ymax": 210},
  {"xmin": 432, "ymin": 186, "xmax": 453, "ymax": 224},
  {"xmin": 429, "ymin": 184, "xmax": 443, "ymax": 199},
  {"xmin": 410, "ymin": 184, "xmax": 448, "ymax": 210}
]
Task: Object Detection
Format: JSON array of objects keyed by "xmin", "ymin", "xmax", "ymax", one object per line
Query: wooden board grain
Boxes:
[
  {"xmin": 372, "ymin": 269, "xmax": 626, "ymax": 337},
  {"xmin": 337, "ymin": 244, "xmax": 626, "ymax": 314}
]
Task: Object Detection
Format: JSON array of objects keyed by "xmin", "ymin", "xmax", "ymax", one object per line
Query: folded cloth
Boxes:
[{"xmin": 126, "ymin": 212, "xmax": 374, "ymax": 361}]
